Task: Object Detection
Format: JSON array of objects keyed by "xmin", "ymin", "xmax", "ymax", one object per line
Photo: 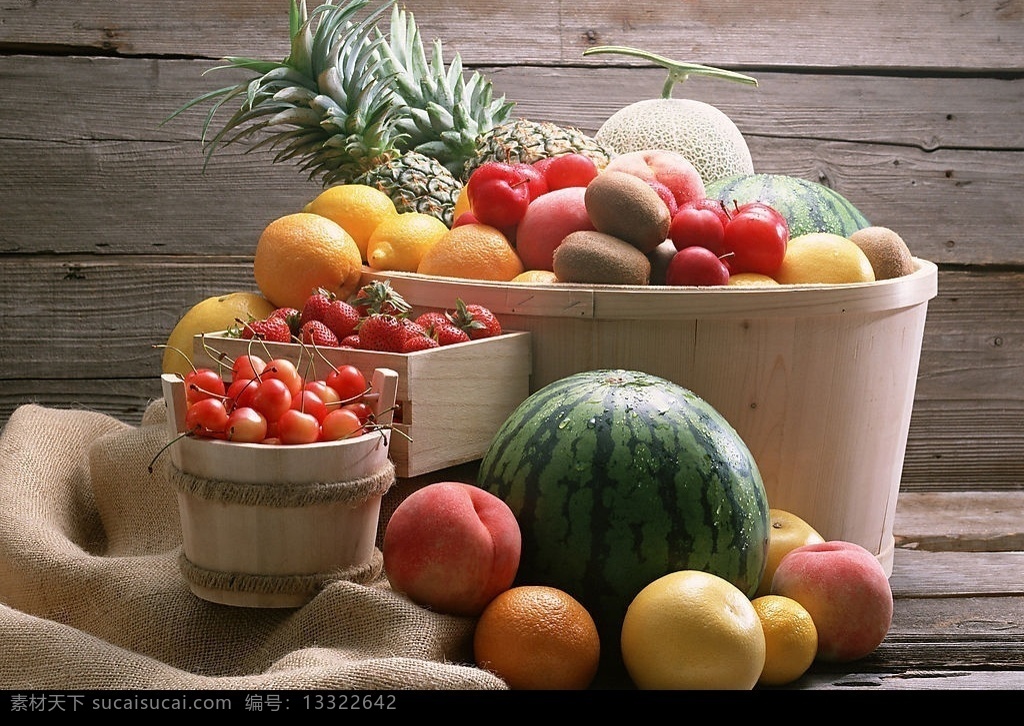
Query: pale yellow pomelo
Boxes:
[
  {"xmin": 752, "ymin": 595, "xmax": 819, "ymax": 686},
  {"xmin": 774, "ymin": 232, "xmax": 876, "ymax": 285},
  {"xmin": 161, "ymin": 291, "xmax": 276, "ymax": 378},
  {"xmin": 620, "ymin": 570, "xmax": 766, "ymax": 690}
]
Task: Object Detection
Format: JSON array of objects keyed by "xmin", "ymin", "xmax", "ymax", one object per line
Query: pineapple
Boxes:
[{"xmin": 170, "ymin": 0, "xmax": 612, "ymax": 225}]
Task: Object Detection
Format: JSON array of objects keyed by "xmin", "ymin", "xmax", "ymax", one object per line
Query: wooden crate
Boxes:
[
  {"xmin": 361, "ymin": 262, "xmax": 939, "ymax": 575},
  {"xmin": 192, "ymin": 331, "xmax": 532, "ymax": 479}
]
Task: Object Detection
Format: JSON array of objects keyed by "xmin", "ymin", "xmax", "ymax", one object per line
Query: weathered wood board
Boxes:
[{"xmin": 1, "ymin": 0, "xmax": 1021, "ymax": 496}]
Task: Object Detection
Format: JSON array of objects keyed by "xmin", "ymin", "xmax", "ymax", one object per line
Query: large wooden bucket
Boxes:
[{"xmin": 361, "ymin": 260, "xmax": 938, "ymax": 575}]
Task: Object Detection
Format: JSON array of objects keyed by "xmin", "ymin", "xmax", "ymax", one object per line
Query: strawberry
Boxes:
[
  {"xmin": 432, "ymin": 321, "xmax": 471, "ymax": 347},
  {"xmin": 340, "ymin": 334, "xmax": 361, "ymax": 349},
  {"xmin": 300, "ymin": 320, "xmax": 340, "ymax": 348},
  {"xmin": 269, "ymin": 307, "xmax": 302, "ymax": 337},
  {"xmin": 323, "ymin": 298, "xmax": 361, "ymax": 339},
  {"xmin": 300, "ymin": 288, "xmax": 334, "ymax": 326},
  {"xmin": 358, "ymin": 314, "xmax": 408, "ymax": 352},
  {"xmin": 240, "ymin": 316, "xmax": 292, "ymax": 343},
  {"xmin": 402, "ymin": 334, "xmax": 440, "ymax": 353},
  {"xmin": 414, "ymin": 311, "xmax": 452, "ymax": 334},
  {"xmin": 402, "ymin": 318, "xmax": 428, "ymax": 339},
  {"xmin": 350, "ymin": 280, "xmax": 411, "ymax": 317},
  {"xmin": 450, "ymin": 298, "xmax": 502, "ymax": 339}
]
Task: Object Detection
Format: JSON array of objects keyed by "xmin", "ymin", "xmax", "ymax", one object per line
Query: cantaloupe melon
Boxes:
[{"xmin": 585, "ymin": 46, "xmax": 759, "ymax": 185}]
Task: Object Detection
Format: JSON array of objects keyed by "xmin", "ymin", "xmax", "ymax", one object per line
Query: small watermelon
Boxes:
[
  {"xmin": 476, "ymin": 369, "xmax": 769, "ymax": 645},
  {"xmin": 706, "ymin": 173, "xmax": 871, "ymax": 238}
]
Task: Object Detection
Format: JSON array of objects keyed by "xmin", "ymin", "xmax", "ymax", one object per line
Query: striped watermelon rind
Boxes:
[
  {"xmin": 476, "ymin": 369, "xmax": 770, "ymax": 638},
  {"xmin": 706, "ymin": 173, "xmax": 871, "ymax": 239}
]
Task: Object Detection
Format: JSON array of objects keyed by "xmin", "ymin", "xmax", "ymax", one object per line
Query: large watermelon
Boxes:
[
  {"xmin": 706, "ymin": 173, "xmax": 871, "ymax": 238},
  {"xmin": 476, "ymin": 369, "xmax": 769, "ymax": 644}
]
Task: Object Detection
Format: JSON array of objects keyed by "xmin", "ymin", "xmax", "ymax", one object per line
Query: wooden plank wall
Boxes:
[{"xmin": 1, "ymin": 0, "xmax": 1021, "ymax": 492}]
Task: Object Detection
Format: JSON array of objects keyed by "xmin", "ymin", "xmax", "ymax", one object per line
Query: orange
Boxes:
[
  {"xmin": 161, "ymin": 291, "xmax": 276, "ymax": 378},
  {"xmin": 253, "ymin": 212, "xmax": 363, "ymax": 310},
  {"xmin": 473, "ymin": 585, "xmax": 601, "ymax": 690},
  {"xmin": 774, "ymin": 232, "xmax": 876, "ymax": 285},
  {"xmin": 366, "ymin": 212, "xmax": 449, "ymax": 272},
  {"xmin": 751, "ymin": 595, "xmax": 819, "ymax": 686},
  {"xmin": 303, "ymin": 184, "xmax": 399, "ymax": 262},
  {"xmin": 756, "ymin": 508, "xmax": 826, "ymax": 597},
  {"xmin": 620, "ymin": 570, "xmax": 766, "ymax": 690},
  {"xmin": 417, "ymin": 223, "xmax": 525, "ymax": 282},
  {"xmin": 512, "ymin": 269, "xmax": 558, "ymax": 284},
  {"xmin": 453, "ymin": 185, "xmax": 472, "ymax": 222}
]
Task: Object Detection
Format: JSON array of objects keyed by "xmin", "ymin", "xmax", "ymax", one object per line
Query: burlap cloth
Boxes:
[{"xmin": 0, "ymin": 401, "xmax": 507, "ymax": 690}]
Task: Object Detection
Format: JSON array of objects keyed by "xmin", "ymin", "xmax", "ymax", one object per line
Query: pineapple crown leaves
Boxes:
[
  {"xmin": 372, "ymin": 4, "xmax": 515, "ymax": 175},
  {"xmin": 165, "ymin": 0, "xmax": 405, "ymax": 180}
]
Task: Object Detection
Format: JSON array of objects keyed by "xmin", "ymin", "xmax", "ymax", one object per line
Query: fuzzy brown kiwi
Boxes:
[
  {"xmin": 552, "ymin": 230, "xmax": 652, "ymax": 285},
  {"xmin": 849, "ymin": 226, "xmax": 915, "ymax": 280},
  {"xmin": 584, "ymin": 170, "xmax": 671, "ymax": 254}
]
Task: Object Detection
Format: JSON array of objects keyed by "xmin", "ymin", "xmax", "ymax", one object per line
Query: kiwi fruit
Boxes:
[
  {"xmin": 849, "ymin": 226, "xmax": 915, "ymax": 280},
  {"xmin": 553, "ymin": 230, "xmax": 652, "ymax": 285},
  {"xmin": 584, "ymin": 171, "xmax": 671, "ymax": 254}
]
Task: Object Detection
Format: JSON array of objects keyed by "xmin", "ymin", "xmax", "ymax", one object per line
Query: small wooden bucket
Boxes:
[
  {"xmin": 161, "ymin": 368, "xmax": 399, "ymax": 608},
  {"xmin": 362, "ymin": 260, "xmax": 939, "ymax": 575}
]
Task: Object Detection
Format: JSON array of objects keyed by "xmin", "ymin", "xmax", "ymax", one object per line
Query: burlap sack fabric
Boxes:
[{"xmin": 0, "ymin": 401, "xmax": 506, "ymax": 690}]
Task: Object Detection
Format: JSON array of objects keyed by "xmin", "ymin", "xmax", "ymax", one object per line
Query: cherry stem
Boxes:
[{"xmin": 582, "ymin": 46, "xmax": 758, "ymax": 98}]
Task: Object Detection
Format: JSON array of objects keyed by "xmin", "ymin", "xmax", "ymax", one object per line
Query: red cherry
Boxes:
[
  {"xmin": 541, "ymin": 154, "xmax": 599, "ymax": 190},
  {"xmin": 225, "ymin": 407, "xmax": 268, "ymax": 443},
  {"xmin": 510, "ymin": 162, "xmax": 549, "ymax": 200},
  {"xmin": 277, "ymin": 409, "xmax": 321, "ymax": 445},
  {"xmin": 665, "ymin": 246, "xmax": 731, "ymax": 287},
  {"xmin": 722, "ymin": 202, "xmax": 789, "ymax": 276},
  {"xmin": 669, "ymin": 205, "xmax": 727, "ymax": 255},
  {"xmin": 320, "ymin": 408, "xmax": 365, "ymax": 441}
]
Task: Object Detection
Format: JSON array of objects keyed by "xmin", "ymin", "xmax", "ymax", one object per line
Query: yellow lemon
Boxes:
[
  {"xmin": 728, "ymin": 272, "xmax": 780, "ymax": 287},
  {"xmin": 253, "ymin": 212, "xmax": 363, "ymax": 309},
  {"xmin": 512, "ymin": 269, "xmax": 559, "ymax": 284},
  {"xmin": 756, "ymin": 508, "xmax": 826, "ymax": 597},
  {"xmin": 366, "ymin": 212, "xmax": 450, "ymax": 272},
  {"xmin": 620, "ymin": 570, "xmax": 766, "ymax": 690},
  {"xmin": 304, "ymin": 184, "xmax": 399, "ymax": 262},
  {"xmin": 161, "ymin": 291, "xmax": 276, "ymax": 378},
  {"xmin": 453, "ymin": 185, "xmax": 472, "ymax": 222},
  {"xmin": 775, "ymin": 232, "xmax": 876, "ymax": 285},
  {"xmin": 751, "ymin": 595, "xmax": 819, "ymax": 686}
]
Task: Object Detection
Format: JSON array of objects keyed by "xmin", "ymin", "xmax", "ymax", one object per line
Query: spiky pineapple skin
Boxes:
[
  {"xmin": 354, "ymin": 151, "xmax": 462, "ymax": 227},
  {"xmin": 463, "ymin": 118, "xmax": 614, "ymax": 181}
]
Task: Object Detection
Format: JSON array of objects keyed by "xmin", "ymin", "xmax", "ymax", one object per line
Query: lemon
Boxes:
[
  {"xmin": 512, "ymin": 269, "xmax": 559, "ymax": 284},
  {"xmin": 620, "ymin": 570, "xmax": 766, "ymax": 690},
  {"xmin": 304, "ymin": 184, "xmax": 399, "ymax": 262},
  {"xmin": 161, "ymin": 291, "xmax": 276, "ymax": 378},
  {"xmin": 728, "ymin": 272, "xmax": 780, "ymax": 287},
  {"xmin": 752, "ymin": 595, "xmax": 819, "ymax": 686},
  {"xmin": 253, "ymin": 212, "xmax": 364, "ymax": 309},
  {"xmin": 366, "ymin": 212, "xmax": 450, "ymax": 272},
  {"xmin": 775, "ymin": 232, "xmax": 876, "ymax": 285},
  {"xmin": 756, "ymin": 508, "xmax": 826, "ymax": 597},
  {"xmin": 453, "ymin": 185, "xmax": 472, "ymax": 222}
]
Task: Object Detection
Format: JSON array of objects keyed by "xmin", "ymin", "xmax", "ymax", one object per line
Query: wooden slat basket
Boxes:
[
  {"xmin": 361, "ymin": 260, "xmax": 939, "ymax": 576},
  {"xmin": 161, "ymin": 367, "xmax": 398, "ymax": 608}
]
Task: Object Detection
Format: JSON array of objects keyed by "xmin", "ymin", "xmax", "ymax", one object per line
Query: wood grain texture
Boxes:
[{"xmin": 0, "ymin": 0, "xmax": 1022, "ymax": 498}]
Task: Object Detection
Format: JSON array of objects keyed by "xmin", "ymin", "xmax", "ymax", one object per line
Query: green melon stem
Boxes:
[{"xmin": 582, "ymin": 46, "xmax": 757, "ymax": 98}]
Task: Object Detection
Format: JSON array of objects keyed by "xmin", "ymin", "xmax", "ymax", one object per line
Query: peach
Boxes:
[
  {"xmin": 382, "ymin": 481, "xmax": 521, "ymax": 617},
  {"xmin": 770, "ymin": 541, "xmax": 893, "ymax": 663},
  {"xmin": 603, "ymin": 149, "xmax": 706, "ymax": 209},
  {"xmin": 514, "ymin": 186, "xmax": 596, "ymax": 271}
]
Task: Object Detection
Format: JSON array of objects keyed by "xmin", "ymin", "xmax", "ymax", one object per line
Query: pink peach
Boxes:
[
  {"xmin": 514, "ymin": 186, "xmax": 596, "ymax": 271},
  {"xmin": 603, "ymin": 149, "xmax": 706, "ymax": 209},
  {"xmin": 382, "ymin": 481, "xmax": 521, "ymax": 617},
  {"xmin": 770, "ymin": 540, "xmax": 893, "ymax": 663}
]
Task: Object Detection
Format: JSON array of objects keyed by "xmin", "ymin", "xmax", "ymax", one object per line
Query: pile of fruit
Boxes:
[
  {"xmin": 381, "ymin": 370, "xmax": 895, "ymax": 690},
  {"xmin": 157, "ymin": 0, "xmax": 909, "ymax": 690}
]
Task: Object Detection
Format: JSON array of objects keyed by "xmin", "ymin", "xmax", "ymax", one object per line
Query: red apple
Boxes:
[{"xmin": 770, "ymin": 540, "xmax": 893, "ymax": 663}]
